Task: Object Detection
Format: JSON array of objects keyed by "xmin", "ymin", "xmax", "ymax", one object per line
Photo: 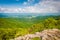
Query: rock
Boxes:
[{"xmin": 11, "ymin": 29, "xmax": 60, "ymax": 40}]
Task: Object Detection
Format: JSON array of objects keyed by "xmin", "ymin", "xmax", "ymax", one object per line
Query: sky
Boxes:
[{"xmin": 0, "ymin": 0, "xmax": 60, "ymax": 13}]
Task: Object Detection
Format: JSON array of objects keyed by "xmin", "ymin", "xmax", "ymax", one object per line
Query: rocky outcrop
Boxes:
[{"xmin": 11, "ymin": 29, "xmax": 60, "ymax": 40}]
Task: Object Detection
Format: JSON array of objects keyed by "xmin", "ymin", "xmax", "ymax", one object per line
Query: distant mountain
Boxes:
[
  {"xmin": 0, "ymin": 13, "xmax": 60, "ymax": 18},
  {"xmin": 0, "ymin": 13, "xmax": 40, "ymax": 18}
]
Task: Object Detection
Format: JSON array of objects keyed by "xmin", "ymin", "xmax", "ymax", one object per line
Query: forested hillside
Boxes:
[{"xmin": 0, "ymin": 15, "xmax": 60, "ymax": 40}]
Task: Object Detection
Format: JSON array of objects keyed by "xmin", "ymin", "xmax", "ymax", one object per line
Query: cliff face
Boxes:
[{"xmin": 11, "ymin": 29, "xmax": 60, "ymax": 40}]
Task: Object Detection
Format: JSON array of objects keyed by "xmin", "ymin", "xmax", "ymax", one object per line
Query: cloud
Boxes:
[
  {"xmin": 0, "ymin": 0, "xmax": 60, "ymax": 13},
  {"xmin": 23, "ymin": 0, "xmax": 35, "ymax": 6},
  {"xmin": 23, "ymin": 2, "xmax": 27, "ymax": 5}
]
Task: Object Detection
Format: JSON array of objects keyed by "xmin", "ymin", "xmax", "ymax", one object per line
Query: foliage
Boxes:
[{"xmin": 0, "ymin": 16, "xmax": 60, "ymax": 40}]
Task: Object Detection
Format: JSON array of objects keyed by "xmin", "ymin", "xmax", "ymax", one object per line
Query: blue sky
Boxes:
[
  {"xmin": 0, "ymin": 0, "xmax": 27, "ymax": 4},
  {"xmin": 0, "ymin": 0, "xmax": 60, "ymax": 13},
  {"xmin": 0, "ymin": 0, "xmax": 40, "ymax": 7}
]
